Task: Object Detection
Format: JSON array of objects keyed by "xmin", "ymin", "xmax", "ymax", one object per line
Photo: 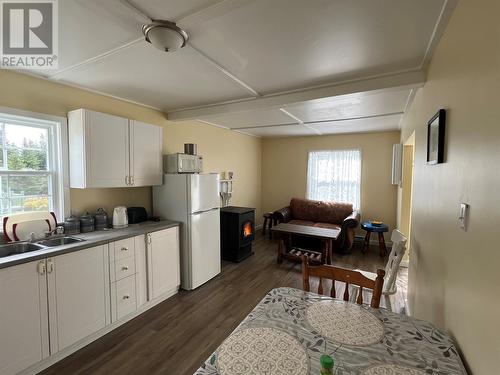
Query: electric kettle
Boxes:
[{"xmin": 112, "ymin": 206, "xmax": 128, "ymax": 228}]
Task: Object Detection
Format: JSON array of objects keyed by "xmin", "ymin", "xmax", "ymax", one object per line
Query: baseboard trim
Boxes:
[{"xmin": 20, "ymin": 286, "xmax": 179, "ymax": 375}]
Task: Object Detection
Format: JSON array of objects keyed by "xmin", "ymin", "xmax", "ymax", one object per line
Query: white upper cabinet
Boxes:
[
  {"xmin": 130, "ymin": 120, "xmax": 163, "ymax": 187},
  {"xmin": 68, "ymin": 109, "xmax": 163, "ymax": 188}
]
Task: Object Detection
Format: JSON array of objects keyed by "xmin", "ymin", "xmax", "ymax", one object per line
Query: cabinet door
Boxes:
[
  {"xmin": 147, "ymin": 227, "xmax": 180, "ymax": 299},
  {"xmin": 87, "ymin": 110, "xmax": 129, "ymax": 187},
  {"xmin": 0, "ymin": 261, "xmax": 49, "ymax": 375},
  {"xmin": 130, "ymin": 120, "xmax": 163, "ymax": 186},
  {"xmin": 48, "ymin": 246, "xmax": 110, "ymax": 353}
]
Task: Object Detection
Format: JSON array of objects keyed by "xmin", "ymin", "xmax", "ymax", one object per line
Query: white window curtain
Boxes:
[{"xmin": 307, "ymin": 149, "xmax": 361, "ymax": 209}]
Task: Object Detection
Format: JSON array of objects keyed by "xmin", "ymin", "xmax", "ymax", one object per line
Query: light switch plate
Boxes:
[{"xmin": 458, "ymin": 203, "xmax": 469, "ymax": 231}]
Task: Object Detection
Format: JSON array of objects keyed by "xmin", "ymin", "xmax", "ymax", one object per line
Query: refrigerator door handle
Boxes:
[{"xmin": 191, "ymin": 207, "xmax": 219, "ymax": 215}]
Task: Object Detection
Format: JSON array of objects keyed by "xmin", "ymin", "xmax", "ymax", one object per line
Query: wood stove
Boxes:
[{"xmin": 220, "ymin": 206, "xmax": 255, "ymax": 262}]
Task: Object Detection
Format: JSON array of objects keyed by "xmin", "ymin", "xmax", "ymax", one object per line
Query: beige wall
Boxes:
[
  {"xmin": 0, "ymin": 70, "xmax": 262, "ymax": 221},
  {"xmin": 262, "ymin": 131, "xmax": 400, "ymax": 233},
  {"xmin": 163, "ymin": 121, "xmax": 262, "ymax": 223},
  {"xmin": 397, "ymin": 0, "xmax": 500, "ymax": 373}
]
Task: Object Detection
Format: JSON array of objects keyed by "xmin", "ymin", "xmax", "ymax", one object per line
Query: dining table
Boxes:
[{"xmin": 194, "ymin": 287, "xmax": 467, "ymax": 375}]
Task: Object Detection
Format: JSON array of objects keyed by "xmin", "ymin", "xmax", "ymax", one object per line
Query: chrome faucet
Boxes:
[
  {"xmin": 44, "ymin": 226, "xmax": 64, "ymax": 238},
  {"xmin": 28, "ymin": 232, "xmax": 37, "ymax": 242}
]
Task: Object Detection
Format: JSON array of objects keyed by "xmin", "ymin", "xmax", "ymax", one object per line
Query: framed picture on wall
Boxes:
[{"xmin": 426, "ymin": 109, "xmax": 446, "ymax": 164}]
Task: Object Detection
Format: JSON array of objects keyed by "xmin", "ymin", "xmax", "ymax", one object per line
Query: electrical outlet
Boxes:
[{"xmin": 458, "ymin": 203, "xmax": 469, "ymax": 231}]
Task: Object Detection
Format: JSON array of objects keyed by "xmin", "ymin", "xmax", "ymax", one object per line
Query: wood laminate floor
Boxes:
[{"xmin": 42, "ymin": 233, "xmax": 407, "ymax": 375}]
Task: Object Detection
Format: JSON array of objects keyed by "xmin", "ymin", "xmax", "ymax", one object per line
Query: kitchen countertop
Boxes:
[{"xmin": 0, "ymin": 220, "xmax": 180, "ymax": 269}]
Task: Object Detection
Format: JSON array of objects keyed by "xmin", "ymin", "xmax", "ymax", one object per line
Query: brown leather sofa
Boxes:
[{"xmin": 273, "ymin": 197, "xmax": 360, "ymax": 254}]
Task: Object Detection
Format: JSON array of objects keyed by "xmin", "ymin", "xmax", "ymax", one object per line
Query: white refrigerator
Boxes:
[{"xmin": 153, "ymin": 173, "xmax": 221, "ymax": 290}]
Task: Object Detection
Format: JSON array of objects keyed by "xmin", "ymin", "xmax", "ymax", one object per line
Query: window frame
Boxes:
[
  {"xmin": 0, "ymin": 106, "xmax": 69, "ymax": 222},
  {"xmin": 306, "ymin": 148, "xmax": 363, "ymax": 210}
]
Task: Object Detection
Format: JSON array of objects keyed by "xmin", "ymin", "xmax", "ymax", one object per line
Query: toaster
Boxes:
[{"xmin": 127, "ymin": 207, "xmax": 148, "ymax": 224}]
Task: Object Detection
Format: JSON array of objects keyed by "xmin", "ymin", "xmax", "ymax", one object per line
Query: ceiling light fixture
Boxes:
[{"xmin": 142, "ymin": 20, "xmax": 188, "ymax": 52}]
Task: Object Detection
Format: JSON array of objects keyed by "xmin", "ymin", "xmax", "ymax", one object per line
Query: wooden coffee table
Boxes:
[{"xmin": 272, "ymin": 223, "xmax": 340, "ymax": 265}]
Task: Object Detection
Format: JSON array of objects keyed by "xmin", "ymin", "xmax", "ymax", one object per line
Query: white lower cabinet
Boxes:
[
  {"xmin": 109, "ymin": 235, "xmax": 148, "ymax": 322},
  {"xmin": 0, "ymin": 226, "xmax": 180, "ymax": 374},
  {"xmin": 0, "ymin": 260, "xmax": 49, "ymax": 375},
  {"xmin": 48, "ymin": 245, "xmax": 110, "ymax": 353},
  {"xmin": 147, "ymin": 227, "xmax": 180, "ymax": 300},
  {"xmin": 113, "ymin": 274, "xmax": 137, "ymax": 320}
]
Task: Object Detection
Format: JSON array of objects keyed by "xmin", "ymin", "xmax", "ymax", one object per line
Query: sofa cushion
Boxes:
[
  {"xmin": 290, "ymin": 198, "xmax": 353, "ymax": 225},
  {"xmin": 289, "ymin": 219, "xmax": 316, "ymax": 227}
]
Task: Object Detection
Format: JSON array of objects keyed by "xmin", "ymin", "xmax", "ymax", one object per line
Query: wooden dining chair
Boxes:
[{"xmin": 301, "ymin": 255, "xmax": 385, "ymax": 308}]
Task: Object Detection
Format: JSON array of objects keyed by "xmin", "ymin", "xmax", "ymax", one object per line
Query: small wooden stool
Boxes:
[
  {"xmin": 262, "ymin": 212, "xmax": 274, "ymax": 239},
  {"xmin": 361, "ymin": 222, "xmax": 389, "ymax": 257}
]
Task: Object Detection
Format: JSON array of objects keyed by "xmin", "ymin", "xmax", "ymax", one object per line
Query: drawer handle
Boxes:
[
  {"xmin": 121, "ymin": 247, "xmax": 128, "ymax": 251},
  {"xmin": 121, "ymin": 266, "xmax": 129, "ymax": 271},
  {"xmin": 123, "ymin": 294, "xmax": 130, "ymax": 300}
]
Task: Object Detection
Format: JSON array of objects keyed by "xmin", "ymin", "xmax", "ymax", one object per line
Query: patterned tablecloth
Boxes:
[{"xmin": 195, "ymin": 287, "xmax": 467, "ymax": 375}]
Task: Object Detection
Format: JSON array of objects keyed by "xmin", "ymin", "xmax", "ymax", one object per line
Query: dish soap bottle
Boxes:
[{"xmin": 320, "ymin": 354, "xmax": 334, "ymax": 375}]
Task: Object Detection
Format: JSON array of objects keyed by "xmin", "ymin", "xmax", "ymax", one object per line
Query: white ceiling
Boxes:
[
  {"xmin": 204, "ymin": 89, "xmax": 411, "ymax": 137},
  {"xmin": 23, "ymin": 0, "xmax": 457, "ymax": 137}
]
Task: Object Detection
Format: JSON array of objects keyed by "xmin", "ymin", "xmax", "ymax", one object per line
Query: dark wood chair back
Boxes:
[{"xmin": 301, "ymin": 255, "xmax": 385, "ymax": 308}]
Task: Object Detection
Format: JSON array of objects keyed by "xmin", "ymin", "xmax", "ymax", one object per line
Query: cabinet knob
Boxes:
[
  {"xmin": 122, "ymin": 266, "xmax": 129, "ymax": 271},
  {"xmin": 123, "ymin": 294, "xmax": 130, "ymax": 300},
  {"xmin": 47, "ymin": 259, "xmax": 54, "ymax": 274}
]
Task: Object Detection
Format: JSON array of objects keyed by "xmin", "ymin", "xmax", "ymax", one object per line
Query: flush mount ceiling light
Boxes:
[{"xmin": 142, "ymin": 20, "xmax": 188, "ymax": 52}]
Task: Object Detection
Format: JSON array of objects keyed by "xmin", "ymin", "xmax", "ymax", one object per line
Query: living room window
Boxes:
[
  {"xmin": 307, "ymin": 149, "xmax": 361, "ymax": 208},
  {"xmin": 0, "ymin": 108, "xmax": 69, "ymax": 222}
]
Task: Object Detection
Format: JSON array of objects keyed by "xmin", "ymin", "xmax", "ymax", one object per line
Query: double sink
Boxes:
[{"xmin": 0, "ymin": 236, "xmax": 85, "ymax": 258}]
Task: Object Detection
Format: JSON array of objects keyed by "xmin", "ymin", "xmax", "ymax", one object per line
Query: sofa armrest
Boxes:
[
  {"xmin": 273, "ymin": 206, "xmax": 292, "ymax": 223},
  {"xmin": 335, "ymin": 210, "xmax": 360, "ymax": 253},
  {"xmin": 342, "ymin": 210, "xmax": 360, "ymax": 229}
]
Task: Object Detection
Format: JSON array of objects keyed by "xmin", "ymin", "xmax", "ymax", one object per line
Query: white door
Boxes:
[
  {"xmin": 130, "ymin": 120, "xmax": 163, "ymax": 186},
  {"xmin": 48, "ymin": 246, "xmax": 109, "ymax": 353},
  {"xmin": 190, "ymin": 208, "xmax": 221, "ymax": 289},
  {"xmin": 189, "ymin": 174, "xmax": 220, "ymax": 213},
  {"xmin": 147, "ymin": 227, "xmax": 180, "ymax": 299},
  {"xmin": 88, "ymin": 110, "xmax": 129, "ymax": 187},
  {"xmin": 0, "ymin": 261, "xmax": 49, "ymax": 375}
]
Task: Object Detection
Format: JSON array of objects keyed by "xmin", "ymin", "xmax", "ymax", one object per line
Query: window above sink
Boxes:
[{"xmin": 0, "ymin": 107, "xmax": 69, "ymax": 223}]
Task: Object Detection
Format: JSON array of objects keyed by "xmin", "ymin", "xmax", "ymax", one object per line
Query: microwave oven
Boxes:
[{"xmin": 164, "ymin": 153, "xmax": 203, "ymax": 174}]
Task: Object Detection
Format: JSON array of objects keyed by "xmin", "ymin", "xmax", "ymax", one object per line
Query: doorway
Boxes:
[{"xmin": 400, "ymin": 132, "xmax": 415, "ymax": 261}]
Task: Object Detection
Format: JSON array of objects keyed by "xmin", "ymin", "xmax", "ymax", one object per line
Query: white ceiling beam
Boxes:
[
  {"xmin": 177, "ymin": 0, "xmax": 253, "ymax": 29},
  {"xmin": 278, "ymin": 108, "xmax": 303, "ymax": 124},
  {"xmin": 189, "ymin": 45, "xmax": 260, "ymax": 97},
  {"xmin": 118, "ymin": 0, "xmax": 152, "ymax": 23},
  {"xmin": 234, "ymin": 111, "xmax": 402, "ymax": 130},
  {"xmin": 167, "ymin": 69, "xmax": 426, "ymax": 121},
  {"xmin": 419, "ymin": 0, "xmax": 458, "ymax": 69},
  {"xmin": 49, "ymin": 37, "xmax": 144, "ymax": 80}
]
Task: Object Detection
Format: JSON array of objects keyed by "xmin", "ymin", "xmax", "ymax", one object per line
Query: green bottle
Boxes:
[{"xmin": 320, "ymin": 354, "xmax": 334, "ymax": 375}]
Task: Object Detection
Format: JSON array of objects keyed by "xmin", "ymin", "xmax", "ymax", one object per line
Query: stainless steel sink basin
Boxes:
[
  {"xmin": 0, "ymin": 242, "xmax": 47, "ymax": 258},
  {"xmin": 36, "ymin": 236, "xmax": 85, "ymax": 247}
]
